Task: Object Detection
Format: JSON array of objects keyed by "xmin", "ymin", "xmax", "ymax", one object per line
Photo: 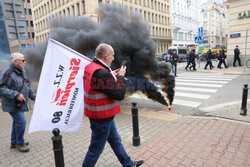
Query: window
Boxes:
[
  {"xmin": 203, "ymin": 13, "xmax": 207, "ymax": 18},
  {"xmin": 27, "ymin": 0, "xmax": 30, "ymax": 3},
  {"xmin": 24, "ymin": 9, "xmax": 27, "ymax": 15},
  {"xmin": 29, "ymin": 9, "xmax": 32, "ymax": 15},
  {"xmin": 82, "ymin": 1, "xmax": 86, "ymax": 14},
  {"xmin": 72, "ymin": 5, "xmax": 75, "ymax": 15},
  {"xmin": 76, "ymin": 3, "xmax": 80, "ymax": 16},
  {"xmin": 203, "ymin": 21, "xmax": 207, "ymax": 27},
  {"xmin": 21, "ymin": 44, "xmax": 26, "ymax": 49}
]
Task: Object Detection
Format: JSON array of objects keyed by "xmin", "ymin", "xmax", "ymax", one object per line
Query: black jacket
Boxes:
[
  {"xmin": 90, "ymin": 58, "xmax": 127, "ymax": 121},
  {"xmin": 234, "ymin": 48, "xmax": 240, "ymax": 57}
]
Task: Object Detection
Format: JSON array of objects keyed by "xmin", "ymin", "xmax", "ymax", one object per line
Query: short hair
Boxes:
[
  {"xmin": 10, "ymin": 53, "xmax": 23, "ymax": 62},
  {"xmin": 236, "ymin": 45, "xmax": 238, "ymax": 47},
  {"xmin": 95, "ymin": 43, "xmax": 113, "ymax": 58}
]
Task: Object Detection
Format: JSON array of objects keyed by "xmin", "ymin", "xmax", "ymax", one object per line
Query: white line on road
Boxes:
[
  {"xmin": 177, "ymin": 77, "xmax": 234, "ymax": 81},
  {"xmin": 175, "ymin": 92, "xmax": 210, "ymax": 99},
  {"xmin": 173, "ymin": 99, "xmax": 201, "ymax": 107},
  {"xmin": 176, "ymin": 82, "xmax": 223, "ymax": 88},
  {"xmin": 175, "ymin": 87, "xmax": 217, "ymax": 93},
  {"xmin": 176, "ymin": 79, "xmax": 228, "ymax": 84}
]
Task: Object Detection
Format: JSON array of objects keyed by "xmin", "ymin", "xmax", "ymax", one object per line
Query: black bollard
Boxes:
[
  {"xmin": 240, "ymin": 84, "xmax": 248, "ymax": 116},
  {"xmin": 131, "ymin": 102, "xmax": 140, "ymax": 146},
  {"xmin": 51, "ymin": 128, "xmax": 65, "ymax": 167}
]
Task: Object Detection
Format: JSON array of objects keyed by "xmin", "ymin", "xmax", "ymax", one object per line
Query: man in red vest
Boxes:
[{"xmin": 82, "ymin": 43, "xmax": 144, "ymax": 167}]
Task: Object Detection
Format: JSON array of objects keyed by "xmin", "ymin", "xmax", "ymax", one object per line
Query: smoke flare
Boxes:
[{"xmin": 24, "ymin": 3, "xmax": 175, "ymax": 106}]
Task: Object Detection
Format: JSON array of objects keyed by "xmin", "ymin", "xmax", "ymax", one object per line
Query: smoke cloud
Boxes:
[{"xmin": 23, "ymin": 3, "xmax": 175, "ymax": 106}]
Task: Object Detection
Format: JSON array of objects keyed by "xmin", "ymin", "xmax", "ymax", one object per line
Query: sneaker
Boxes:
[
  {"xmin": 133, "ymin": 160, "xmax": 144, "ymax": 167},
  {"xmin": 10, "ymin": 142, "xmax": 29, "ymax": 149},
  {"xmin": 16, "ymin": 144, "xmax": 30, "ymax": 152}
]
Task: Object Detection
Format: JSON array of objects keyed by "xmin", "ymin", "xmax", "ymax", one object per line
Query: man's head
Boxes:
[
  {"xmin": 172, "ymin": 49, "xmax": 177, "ymax": 54},
  {"xmin": 236, "ymin": 45, "xmax": 238, "ymax": 48},
  {"xmin": 95, "ymin": 43, "xmax": 114, "ymax": 67},
  {"xmin": 10, "ymin": 52, "xmax": 26, "ymax": 69}
]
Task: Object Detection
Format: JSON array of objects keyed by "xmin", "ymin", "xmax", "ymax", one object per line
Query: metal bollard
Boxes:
[
  {"xmin": 131, "ymin": 102, "xmax": 140, "ymax": 146},
  {"xmin": 240, "ymin": 84, "xmax": 248, "ymax": 116},
  {"xmin": 51, "ymin": 128, "xmax": 65, "ymax": 167}
]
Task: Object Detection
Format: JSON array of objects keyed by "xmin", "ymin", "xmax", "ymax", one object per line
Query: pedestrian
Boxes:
[
  {"xmin": 0, "ymin": 53, "xmax": 36, "ymax": 152},
  {"xmin": 233, "ymin": 45, "xmax": 242, "ymax": 67},
  {"xmin": 170, "ymin": 48, "xmax": 179, "ymax": 77},
  {"xmin": 217, "ymin": 46, "xmax": 228, "ymax": 69},
  {"xmin": 185, "ymin": 51, "xmax": 192, "ymax": 70},
  {"xmin": 204, "ymin": 49, "xmax": 213, "ymax": 69},
  {"xmin": 82, "ymin": 43, "xmax": 144, "ymax": 167},
  {"xmin": 189, "ymin": 49, "xmax": 197, "ymax": 70}
]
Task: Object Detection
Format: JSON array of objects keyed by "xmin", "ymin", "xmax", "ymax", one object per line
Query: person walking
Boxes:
[
  {"xmin": 170, "ymin": 49, "xmax": 179, "ymax": 77},
  {"xmin": 0, "ymin": 53, "xmax": 36, "ymax": 152},
  {"xmin": 204, "ymin": 49, "xmax": 213, "ymax": 70},
  {"xmin": 189, "ymin": 49, "xmax": 197, "ymax": 71},
  {"xmin": 82, "ymin": 43, "xmax": 144, "ymax": 167},
  {"xmin": 217, "ymin": 47, "xmax": 228, "ymax": 69},
  {"xmin": 233, "ymin": 45, "xmax": 242, "ymax": 67},
  {"xmin": 185, "ymin": 51, "xmax": 191, "ymax": 70}
]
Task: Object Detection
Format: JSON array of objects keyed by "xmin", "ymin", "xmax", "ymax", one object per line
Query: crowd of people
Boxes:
[{"xmin": 165, "ymin": 45, "xmax": 242, "ymax": 76}]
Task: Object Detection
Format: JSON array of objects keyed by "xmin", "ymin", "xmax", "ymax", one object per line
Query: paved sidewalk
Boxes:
[
  {"xmin": 1, "ymin": 105, "xmax": 250, "ymax": 167},
  {"xmin": 193, "ymin": 60, "xmax": 250, "ymax": 75}
]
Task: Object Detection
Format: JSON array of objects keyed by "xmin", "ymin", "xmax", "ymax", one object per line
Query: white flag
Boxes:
[{"xmin": 28, "ymin": 38, "xmax": 91, "ymax": 133}]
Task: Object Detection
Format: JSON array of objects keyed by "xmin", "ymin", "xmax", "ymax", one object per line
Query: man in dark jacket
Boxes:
[
  {"xmin": 204, "ymin": 49, "xmax": 213, "ymax": 69},
  {"xmin": 170, "ymin": 49, "xmax": 179, "ymax": 77},
  {"xmin": 217, "ymin": 47, "xmax": 228, "ymax": 69},
  {"xmin": 82, "ymin": 43, "xmax": 144, "ymax": 167},
  {"xmin": 0, "ymin": 53, "xmax": 36, "ymax": 152},
  {"xmin": 233, "ymin": 45, "xmax": 241, "ymax": 67},
  {"xmin": 189, "ymin": 49, "xmax": 197, "ymax": 70}
]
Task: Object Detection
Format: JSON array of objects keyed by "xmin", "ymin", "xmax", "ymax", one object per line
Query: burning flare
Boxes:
[{"xmin": 24, "ymin": 3, "xmax": 175, "ymax": 106}]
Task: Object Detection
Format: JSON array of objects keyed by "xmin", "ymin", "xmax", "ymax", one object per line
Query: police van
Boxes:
[{"xmin": 164, "ymin": 46, "xmax": 187, "ymax": 62}]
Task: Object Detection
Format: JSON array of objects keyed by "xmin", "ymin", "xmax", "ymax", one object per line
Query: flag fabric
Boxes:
[{"xmin": 28, "ymin": 38, "xmax": 91, "ymax": 133}]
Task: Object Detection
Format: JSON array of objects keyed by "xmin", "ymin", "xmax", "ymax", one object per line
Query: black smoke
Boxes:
[{"xmin": 24, "ymin": 3, "xmax": 175, "ymax": 106}]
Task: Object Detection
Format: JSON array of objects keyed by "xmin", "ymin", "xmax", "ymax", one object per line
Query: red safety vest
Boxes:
[{"xmin": 83, "ymin": 62, "xmax": 121, "ymax": 119}]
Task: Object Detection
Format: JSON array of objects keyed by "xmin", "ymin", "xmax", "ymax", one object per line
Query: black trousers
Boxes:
[
  {"xmin": 205, "ymin": 60, "xmax": 212, "ymax": 69},
  {"xmin": 218, "ymin": 59, "xmax": 227, "ymax": 68},
  {"xmin": 233, "ymin": 56, "xmax": 241, "ymax": 66}
]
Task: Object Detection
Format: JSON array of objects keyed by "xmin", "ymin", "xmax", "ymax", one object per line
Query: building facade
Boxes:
[
  {"xmin": 0, "ymin": 0, "xmax": 35, "ymax": 54},
  {"xmin": 171, "ymin": 0, "xmax": 200, "ymax": 47},
  {"xmin": 0, "ymin": 1, "xmax": 10, "ymax": 60},
  {"xmin": 226, "ymin": 0, "xmax": 250, "ymax": 64},
  {"xmin": 200, "ymin": 2, "xmax": 227, "ymax": 49},
  {"xmin": 31, "ymin": 0, "xmax": 172, "ymax": 55}
]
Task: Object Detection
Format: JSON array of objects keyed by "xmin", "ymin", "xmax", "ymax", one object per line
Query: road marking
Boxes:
[
  {"xmin": 175, "ymin": 92, "xmax": 210, "ymax": 99},
  {"xmin": 177, "ymin": 77, "xmax": 234, "ymax": 81},
  {"xmin": 175, "ymin": 87, "xmax": 217, "ymax": 93},
  {"xmin": 173, "ymin": 99, "xmax": 201, "ymax": 107},
  {"xmin": 176, "ymin": 79, "xmax": 228, "ymax": 84},
  {"xmin": 176, "ymin": 82, "xmax": 223, "ymax": 88},
  {"xmin": 179, "ymin": 73, "xmax": 238, "ymax": 77}
]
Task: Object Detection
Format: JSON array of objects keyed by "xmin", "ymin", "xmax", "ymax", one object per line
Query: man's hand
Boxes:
[
  {"xmin": 113, "ymin": 68, "xmax": 120, "ymax": 78},
  {"xmin": 118, "ymin": 66, "xmax": 126, "ymax": 76},
  {"xmin": 17, "ymin": 94, "xmax": 26, "ymax": 102}
]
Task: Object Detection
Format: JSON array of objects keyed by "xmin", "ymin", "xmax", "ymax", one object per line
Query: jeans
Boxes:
[
  {"xmin": 171, "ymin": 63, "xmax": 177, "ymax": 76},
  {"xmin": 82, "ymin": 119, "xmax": 134, "ymax": 167},
  {"xmin": 9, "ymin": 112, "xmax": 26, "ymax": 146}
]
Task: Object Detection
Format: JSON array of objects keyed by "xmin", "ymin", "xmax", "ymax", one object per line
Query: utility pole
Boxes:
[{"xmin": 244, "ymin": 27, "xmax": 248, "ymax": 72}]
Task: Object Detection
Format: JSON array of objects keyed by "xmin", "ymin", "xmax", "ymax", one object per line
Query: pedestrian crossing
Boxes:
[{"xmin": 129, "ymin": 72, "xmax": 238, "ymax": 108}]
